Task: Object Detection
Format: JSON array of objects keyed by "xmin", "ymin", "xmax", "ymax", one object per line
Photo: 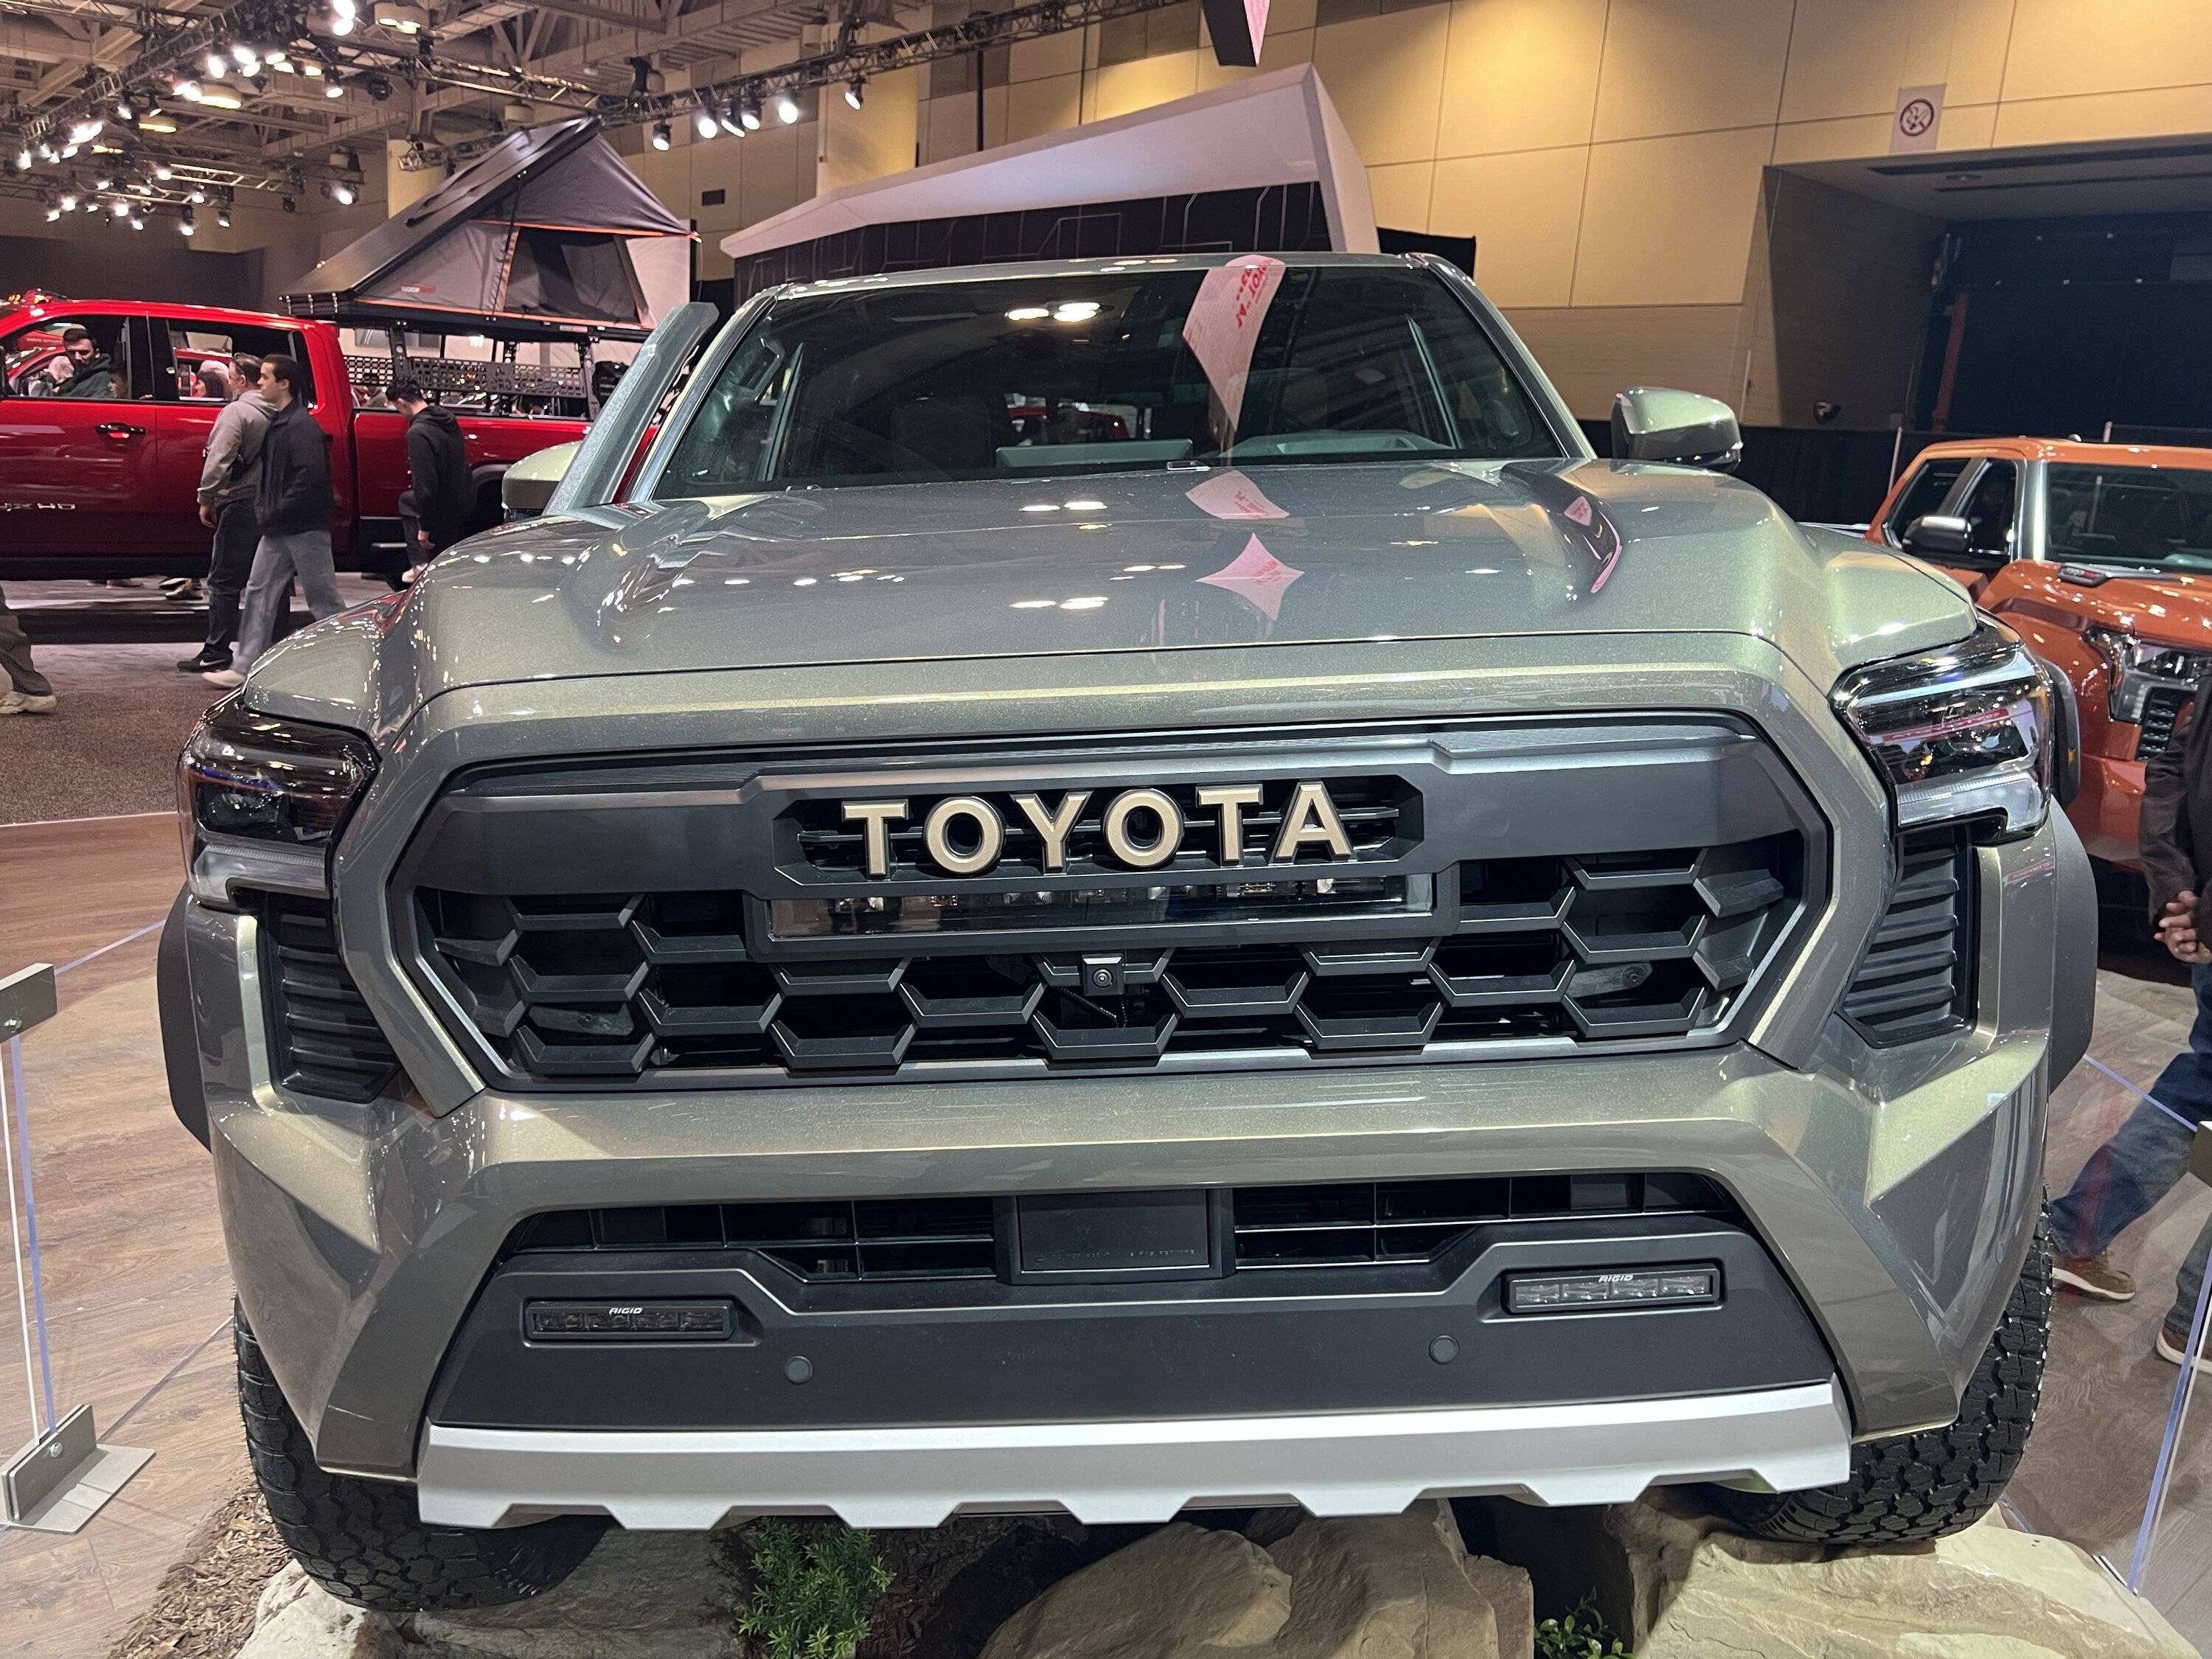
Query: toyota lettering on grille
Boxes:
[{"xmin": 837, "ymin": 782, "xmax": 1357, "ymax": 878}]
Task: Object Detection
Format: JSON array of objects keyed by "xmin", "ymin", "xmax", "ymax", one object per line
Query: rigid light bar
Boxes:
[{"xmin": 1503, "ymin": 1265, "xmax": 1721, "ymax": 1315}]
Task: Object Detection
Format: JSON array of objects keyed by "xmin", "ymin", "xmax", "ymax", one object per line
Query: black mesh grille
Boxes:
[
  {"xmin": 509, "ymin": 1197, "xmax": 998, "ymax": 1281},
  {"xmin": 505, "ymin": 1172, "xmax": 1735, "ymax": 1284},
  {"xmin": 258, "ymin": 895, "xmax": 402, "ymax": 1103},
  {"xmin": 2138, "ymin": 686, "xmax": 2191, "ymax": 759},
  {"xmin": 1231, "ymin": 1171, "xmax": 1732, "ymax": 1267},
  {"xmin": 417, "ymin": 835, "xmax": 1801, "ymax": 1085},
  {"xmin": 1840, "ymin": 826, "xmax": 1975, "ymax": 1046}
]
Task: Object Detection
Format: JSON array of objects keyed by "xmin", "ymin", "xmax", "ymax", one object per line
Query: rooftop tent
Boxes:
[
  {"xmin": 719, "ymin": 66, "xmax": 1377, "ymax": 298},
  {"xmin": 285, "ymin": 116, "xmax": 692, "ymax": 341}
]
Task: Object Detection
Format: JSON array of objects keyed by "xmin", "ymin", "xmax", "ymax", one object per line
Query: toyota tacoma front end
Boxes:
[{"xmin": 161, "ymin": 254, "xmax": 2093, "ymax": 1611}]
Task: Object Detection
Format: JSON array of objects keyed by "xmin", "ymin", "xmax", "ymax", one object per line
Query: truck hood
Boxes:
[
  {"xmin": 1991, "ymin": 562, "xmax": 2212, "ymax": 651},
  {"xmin": 255, "ymin": 459, "xmax": 1972, "ymax": 726}
]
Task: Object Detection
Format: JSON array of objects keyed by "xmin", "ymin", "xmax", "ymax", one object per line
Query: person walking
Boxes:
[
  {"xmin": 2051, "ymin": 671, "xmax": 2212, "ymax": 1371},
  {"xmin": 204, "ymin": 355, "xmax": 341, "ymax": 689},
  {"xmin": 389, "ymin": 378, "xmax": 470, "ymax": 582},
  {"xmin": 0, "ymin": 585, "xmax": 56, "ymax": 715},
  {"xmin": 177, "ymin": 355, "xmax": 270, "ymax": 671}
]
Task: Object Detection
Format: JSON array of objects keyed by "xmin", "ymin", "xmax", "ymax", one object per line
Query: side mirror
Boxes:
[
  {"xmin": 1610, "ymin": 387, "xmax": 1742, "ymax": 472},
  {"xmin": 1901, "ymin": 513, "xmax": 1975, "ymax": 559},
  {"xmin": 501, "ymin": 440, "xmax": 580, "ymax": 521}
]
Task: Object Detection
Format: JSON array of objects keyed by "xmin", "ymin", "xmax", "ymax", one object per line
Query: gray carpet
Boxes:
[
  {"xmin": 1, "ymin": 578, "xmax": 386, "ymax": 825},
  {"xmin": 0, "ymin": 641, "xmax": 230, "ymax": 824}
]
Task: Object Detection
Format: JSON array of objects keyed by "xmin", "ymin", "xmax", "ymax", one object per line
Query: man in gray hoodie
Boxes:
[{"xmin": 178, "ymin": 354, "xmax": 271, "ymax": 673}]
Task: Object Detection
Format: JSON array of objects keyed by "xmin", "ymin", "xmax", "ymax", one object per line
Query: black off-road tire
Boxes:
[
  {"xmin": 1709, "ymin": 1208, "xmax": 2051, "ymax": 1546},
  {"xmin": 235, "ymin": 1305, "xmax": 606, "ymax": 1611}
]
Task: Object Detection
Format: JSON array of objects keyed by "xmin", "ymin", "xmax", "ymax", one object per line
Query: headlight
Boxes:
[
  {"xmin": 1832, "ymin": 618, "xmax": 2049, "ymax": 838},
  {"xmin": 178, "ymin": 695, "xmax": 378, "ymax": 905},
  {"xmin": 2085, "ymin": 627, "xmax": 2208, "ymax": 723}
]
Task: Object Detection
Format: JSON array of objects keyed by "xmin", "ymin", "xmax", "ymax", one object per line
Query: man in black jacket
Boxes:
[
  {"xmin": 390, "ymin": 378, "xmax": 471, "ymax": 579},
  {"xmin": 37, "ymin": 326, "xmax": 116, "ymax": 400},
  {"xmin": 205, "ymin": 355, "xmax": 344, "ymax": 687},
  {"xmin": 2048, "ymin": 671, "xmax": 2212, "ymax": 1372}
]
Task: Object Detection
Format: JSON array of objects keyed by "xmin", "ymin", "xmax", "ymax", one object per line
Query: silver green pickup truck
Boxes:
[{"xmin": 162, "ymin": 253, "xmax": 2092, "ymax": 1611}]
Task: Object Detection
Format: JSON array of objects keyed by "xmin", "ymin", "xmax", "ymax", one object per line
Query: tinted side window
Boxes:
[
  {"xmin": 1885, "ymin": 457, "xmax": 1966, "ymax": 541},
  {"xmin": 1, "ymin": 315, "xmax": 133, "ymax": 401}
]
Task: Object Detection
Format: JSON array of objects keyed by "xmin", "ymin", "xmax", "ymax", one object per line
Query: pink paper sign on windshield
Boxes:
[
  {"xmin": 1185, "ymin": 469, "xmax": 1288, "ymax": 521},
  {"xmin": 1181, "ymin": 254, "xmax": 1284, "ymax": 432}
]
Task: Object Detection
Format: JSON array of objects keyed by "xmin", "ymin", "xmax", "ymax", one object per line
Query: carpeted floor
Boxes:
[
  {"xmin": 0, "ymin": 580, "xmax": 383, "ymax": 825},
  {"xmin": 0, "ymin": 641, "xmax": 229, "ymax": 823}
]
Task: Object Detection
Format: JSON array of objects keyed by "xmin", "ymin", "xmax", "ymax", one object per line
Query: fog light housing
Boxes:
[{"xmin": 1503, "ymin": 1265, "xmax": 1720, "ymax": 1314}]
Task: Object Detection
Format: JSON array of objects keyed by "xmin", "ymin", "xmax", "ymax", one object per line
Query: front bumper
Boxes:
[
  {"xmin": 181, "ymin": 816, "xmax": 2066, "ymax": 1495},
  {"xmin": 415, "ymin": 1383, "xmax": 1851, "ymax": 1529},
  {"xmin": 170, "ymin": 634, "xmax": 2090, "ymax": 1514}
]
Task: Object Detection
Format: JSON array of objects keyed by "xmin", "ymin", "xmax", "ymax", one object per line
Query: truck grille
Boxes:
[
  {"xmin": 2138, "ymin": 686, "xmax": 2191, "ymax": 759},
  {"xmin": 504, "ymin": 1172, "xmax": 1736, "ymax": 1284},
  {"xmin": 258, "ymin": 895, "xmax": 403, "ymax": 1103},
  {"xmin": 415, "ymin": 835, "xmax": 1801, "ymax": 1085},
  {"xmin": 1840, "ymin": 825, "xmax": 1975, "ymax": 1046}
]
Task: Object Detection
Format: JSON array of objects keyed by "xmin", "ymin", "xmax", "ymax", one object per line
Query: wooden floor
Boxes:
[
  {"xmin": 0, "ymin": 815, "xmax": 240, "ymax": 1659},
  {"xmin": 5, "ymin": 815, "xmax": 2212, "ymax": 1652}
]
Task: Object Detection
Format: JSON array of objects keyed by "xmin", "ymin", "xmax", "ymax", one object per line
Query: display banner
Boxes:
[
  {"xmin": 1202, "ymin": 0, "xmax": 1270, "ymax": 66},
  {"xmin": 1182, "ymin": 253, "xmax": 1285, "ymax": 434}
]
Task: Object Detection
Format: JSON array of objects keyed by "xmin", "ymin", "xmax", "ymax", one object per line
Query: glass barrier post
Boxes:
[{"xmin": 0, "ymin": 963, "xmax": 152, "ymax": 1533}]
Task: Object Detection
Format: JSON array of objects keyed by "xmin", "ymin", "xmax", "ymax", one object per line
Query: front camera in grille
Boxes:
[{"xmin": 417, "ymin": 835, "xmax": 1801, "ymax": 1086}]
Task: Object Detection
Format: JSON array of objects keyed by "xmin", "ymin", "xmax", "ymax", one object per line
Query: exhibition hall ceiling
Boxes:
[{"xmin": 0, "ymin": 0, "xmax": 1209, "ymax": 219}]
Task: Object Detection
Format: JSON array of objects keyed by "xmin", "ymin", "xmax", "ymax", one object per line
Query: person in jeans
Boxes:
[
  {"xmin": 389, "ymin": 377, "xmax": 471, "ymax": 583},
  {"xmin": 0, "ymin": 585, "xmax": 56, "ymax": 715},
  {"xmin": 2051, "ymin": 669, "xmax": 2212, "ymax": 1371},
  {"xmin": 205, "ymin": 355, "xmax": 341, "ymax": 689},
  {"xmin": 178, "ymin": 355, "xmax": 270, "ymax": 673}
]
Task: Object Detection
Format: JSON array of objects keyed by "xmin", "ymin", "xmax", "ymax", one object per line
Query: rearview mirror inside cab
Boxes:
[{"xmin": 1610, "ymin": 387, "xmax": 1742, "ymax": 472}]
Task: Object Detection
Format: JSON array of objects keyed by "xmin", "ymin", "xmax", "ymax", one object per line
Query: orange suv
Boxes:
[{"xmin": 1868, "ymin": 439, "xmax": 2212, "ymax": 869}]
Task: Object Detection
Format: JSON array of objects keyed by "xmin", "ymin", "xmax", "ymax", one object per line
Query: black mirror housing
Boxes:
[{"xmin": 1902, "ymin": 513, "xmax": 1975, "ymax": 558}]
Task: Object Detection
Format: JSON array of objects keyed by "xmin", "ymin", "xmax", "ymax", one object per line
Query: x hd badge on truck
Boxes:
[{"xmin": 161, "ymin": 253, "xmax": 2094, "ymax": 1611}]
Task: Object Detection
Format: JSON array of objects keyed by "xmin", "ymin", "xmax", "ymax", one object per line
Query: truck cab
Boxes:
[{"xmin": 1868, "ymin": 438, "xmax": 2212, "ymax": 869}]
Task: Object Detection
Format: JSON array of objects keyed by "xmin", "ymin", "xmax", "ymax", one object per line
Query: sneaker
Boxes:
[
  {"xmin": 202, "ymin": 668, "xmax": 246, "ymax": 689},
  {"xmin": 2054, "ymin": 1253, "xmax": 2138, "ymax": 1301},
  {"xmin": 2157, "ymin": 1324, "xmax": 2212, "ymax": 1375},
  {"xmin": 161, "ymin": 577, "xmax": 204, "ymax": 602},
  {"xmin": 0, "ymin": 689, "xmax": 56, "ymax": 715},
  {"xmin": 177, "ymin": 650, "xmax": 231, "ymax": 673}
]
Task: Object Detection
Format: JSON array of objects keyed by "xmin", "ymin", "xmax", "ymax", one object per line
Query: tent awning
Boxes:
[{"xmin": 285, "ymin": 116, "xmax": 690, "ymax": 341}]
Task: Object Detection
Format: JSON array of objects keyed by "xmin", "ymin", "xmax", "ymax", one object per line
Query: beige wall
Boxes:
[
  {"xmin": 889, "ymin": 0, "xmax": 2212, "ymax": 422},
  {"xmin": 21, "ymin": 0, "xmax": 2212, "ymax": 420}
]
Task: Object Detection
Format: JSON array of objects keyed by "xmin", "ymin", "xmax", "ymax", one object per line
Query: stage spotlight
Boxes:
[
  {"xmin": 773, "ymin": 89, "xmax": 799, "ymax": 123},
  {"xmin": 693, "ymin": 103, "xmax": 717, "ymax": 139},
  {"xmin": 737, "ymin": 94, "xmax": 761, "ymax": 131},
  {"xmin": 650, "ymin": 121, "xmax": 671, "ymax": 150},
  {"xmin": 845, "ymin": 77, "xmax": 864, "ymax": 109}
]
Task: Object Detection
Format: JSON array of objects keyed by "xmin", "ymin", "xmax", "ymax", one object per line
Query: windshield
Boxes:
[
  {"xmin": 2048, "ymin": 463, "xmax": 2212, "ymax": 572},
  {"xmin": 652, "ymin": 264, "xmax": 1559, "ymax": 495}
]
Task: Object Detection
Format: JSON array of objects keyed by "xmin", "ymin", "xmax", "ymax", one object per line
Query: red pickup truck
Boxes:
[{"xmin": 0, "ymin": 296, "xmax": 585, "ymax": 581}]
